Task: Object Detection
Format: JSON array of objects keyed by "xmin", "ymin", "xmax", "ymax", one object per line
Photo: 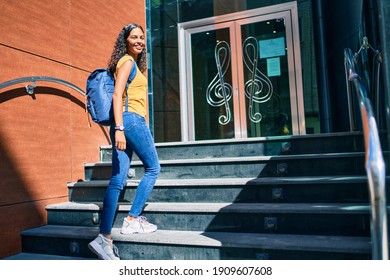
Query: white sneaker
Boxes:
[
  {"xmin": 88, "ymin": 234, "xmax": 120, "ymax": 260},
  {"xmin": 121, "ymin": 216, "xmax": 158, "ymax": 234}
]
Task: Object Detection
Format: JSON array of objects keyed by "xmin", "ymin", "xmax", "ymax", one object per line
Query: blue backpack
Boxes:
[{"xmin": 86, "ymin": 62, "xmax": 137, "ymax": 126}]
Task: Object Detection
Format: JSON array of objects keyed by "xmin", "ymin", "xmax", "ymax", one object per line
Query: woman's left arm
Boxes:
[{"xmin": 112, "ymin": 59, "xmax": 133, "ymax": 150}]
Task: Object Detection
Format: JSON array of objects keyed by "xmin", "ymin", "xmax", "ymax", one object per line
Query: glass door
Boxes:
[
  {"xmin": 236, "ymin": 11, "xmax": 304, "ymax": 138},
  {"xmin": 187, "ymin": 23, "xmax": 239, "ymax": 141},
  {"xmin": 178, "ymin": 5, "xmax": 304, "ymax": 141}
]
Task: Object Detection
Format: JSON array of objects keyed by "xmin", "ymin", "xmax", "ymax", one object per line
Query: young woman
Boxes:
[{"xmin": 88, "ymin": 23, "xmax": 161, "ymax": 260}]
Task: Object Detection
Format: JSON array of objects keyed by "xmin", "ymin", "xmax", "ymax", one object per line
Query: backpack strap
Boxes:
[{"xmin": 124, "ymin": 61, "xmax": 137, "ymax": 113}]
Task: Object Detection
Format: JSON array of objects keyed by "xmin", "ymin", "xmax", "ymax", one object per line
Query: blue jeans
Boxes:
[{"xmin": 99, "ymin": 112, "xmax": 160, "ymax": 235}]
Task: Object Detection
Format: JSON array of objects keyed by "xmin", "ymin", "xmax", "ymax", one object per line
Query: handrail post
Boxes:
[{"xmin": 344, "ymin": 53, "xmax": 357, "ymax": 131}]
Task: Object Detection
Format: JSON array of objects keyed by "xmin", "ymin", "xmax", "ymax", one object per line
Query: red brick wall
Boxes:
[{"xmin": 0, "ymin": 0, "xmax": 146, "ymax": 258}]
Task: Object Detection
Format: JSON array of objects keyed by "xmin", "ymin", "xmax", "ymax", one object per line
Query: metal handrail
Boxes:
[
  {"xmin": 0, "ymin": 76, "xmax": 111, "ymax": 142},
  {"xmin": 344, "ymin": 47, "xmax": 388, "ymax": 260},
  {"xmin": 0, "ymin": 76, "xmax": 86, "ymax": 97}
]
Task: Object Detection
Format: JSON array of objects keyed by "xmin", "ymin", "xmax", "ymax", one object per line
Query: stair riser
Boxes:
[
  {"xmin": 120, "ymin": 244, "xmax": 371, "ymax": 260},
  {"xmin": 46, "ymin": 210, "xmax": 372, "ymax": 236},
  {"xmin": 116, "ymin": 243, "xmax": 370, "ymax": 260},
  {"xmin": 101, "ymin": 134, "xmax": 368, "ymax": 161},
  {"xmin": 21, "ymin": 235, "xmax": 370, "ymax": 260},
  {"xmin": 69, "ymin": 183, "xmax": 370, "ymax": 203},
  {"xmin": 85, "ymin": 157, "xmax": 367, "ymax": 180}
]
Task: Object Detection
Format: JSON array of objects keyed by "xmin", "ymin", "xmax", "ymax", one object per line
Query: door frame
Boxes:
[{"xmin": 178, "ymin": 1, "xmax": 304, "ymax": 142}]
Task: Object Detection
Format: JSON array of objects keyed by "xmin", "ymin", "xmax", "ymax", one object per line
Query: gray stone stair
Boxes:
[
  {"xmin": 3, "ymin": 253, "xmax": 93, "ymax": 260},
  {"xmin": 84, "ymin": 152, "xmax": 368, "ymax": 180},
  {"xmin": 100, "ymin": 132, "xmax": 368, "ymax": 161},
  {"xmin": 45, "ymin": 201, "xmax": 379, "ymax": 236},
  {"xmin": 68, "ymin": 177, "xmax": 371, "ymax": 204},
  {"xmin": 7, "ymin": 132, "xmax": 390, "ymax": 260},
  {"xmin": 19, "ymin": 225, "xmax": 371, "ymax": 260}
]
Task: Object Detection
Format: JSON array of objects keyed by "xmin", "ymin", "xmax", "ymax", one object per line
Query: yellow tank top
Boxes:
[{"xmin": 116, "ymin": 55, "xmax": 147, "ymax": 117}]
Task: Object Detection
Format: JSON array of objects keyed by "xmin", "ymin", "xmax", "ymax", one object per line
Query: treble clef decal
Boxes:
[
  {"xmin": 206, "ymin": 41, "xmax": 233, "ymax": 125},
  {"xmin": 243, "ymin": 37, "xmax": 281, "ymax": 123}
]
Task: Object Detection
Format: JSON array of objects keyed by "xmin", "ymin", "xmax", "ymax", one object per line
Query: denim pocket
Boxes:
[{"xmin": 123, "ymin": 112, "xmax": 137, "ymax": 131}]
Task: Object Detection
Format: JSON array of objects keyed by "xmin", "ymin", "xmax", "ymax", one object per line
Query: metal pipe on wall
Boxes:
[
  {"xmin": 376, "ymin": 0, "xmax": 390, "ymax": 166},
  {"xmin": 312, "ymin": 0, "xmax": 332, "ymax": 133}
]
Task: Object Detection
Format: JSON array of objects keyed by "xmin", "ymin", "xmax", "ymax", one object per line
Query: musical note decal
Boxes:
[
  {"xmin": 206, "ymin": 37, "xmax": 281, "ymax": 126},
  {"xmin": 243, "ymin": 36, "xmax": 281, "ymax": 123},
  {"xmin": 206, "ymin": 41, "xmax": 233, "ymax": 125}
]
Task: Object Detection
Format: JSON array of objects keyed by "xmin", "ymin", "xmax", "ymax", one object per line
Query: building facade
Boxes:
[
  {"xmin": 0, "ymin": 0, "xmax": 146, "ymax": 258},
  {"xmin": 148, "ymin": 0, "xmax": 389, "ymax": 145}
]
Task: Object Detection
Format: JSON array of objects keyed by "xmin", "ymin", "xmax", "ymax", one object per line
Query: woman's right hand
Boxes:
[{"xmin": 115, "ymin": 130, "xmax": 126, "ymax": 151}]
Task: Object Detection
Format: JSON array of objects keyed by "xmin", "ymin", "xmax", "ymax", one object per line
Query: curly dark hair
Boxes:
[{"xmin": 107, "ymin": 23, "xmax": 147, "ymax": 75}]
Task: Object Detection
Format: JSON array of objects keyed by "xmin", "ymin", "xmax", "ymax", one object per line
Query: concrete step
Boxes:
[
  {"xmin": 3, "ymin": 252, "xmax": 93, "ymax": 260},
  {"xmin": 68, "ymin": 176, "xmax": 371, "ymax": 204},
  {"xmin": 84, "ymin": 152, "xmax": 368, "ymax": 180},
  {"xmin": 46, "ymin": 201, "xmax": 380, "ymax": 236},
  {"xmin": 20, "ymin": 225, "xmax": 372, "ymax": 260},
  {"xmin": 16, "ymin": 132, "xmax": 389, "ymax": 260},
  {"xmin": 100, "ymin": 132, "xmax": 368, "ymax": 161}
]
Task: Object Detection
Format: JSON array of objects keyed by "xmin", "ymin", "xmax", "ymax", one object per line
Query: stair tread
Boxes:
[
  {"xmin": 68, "ymin": 175, "xmax": 371, "ymax": 187},
  {"xmin": 84, "ymin": 152, "xmax": 366, "ymax": 166},
  {"xmin": 46, "ymin": 201, "xmax": 378, "ymax": 214},
  {"xmin": 21, "ymin": 225, "xmax": 371, "ymax": 254},
  {"xmin": 100, "ymin": 131, "xmax": 365, "ymax": 148},
  {"xmin": 3, "ymin": 253, "xmax": 93, "ymax": 260}
]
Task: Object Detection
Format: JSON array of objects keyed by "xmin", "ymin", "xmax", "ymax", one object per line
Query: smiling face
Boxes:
[{"xmin": 126, "ymin": 27, "xmax": 145, "ymax": 59}]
